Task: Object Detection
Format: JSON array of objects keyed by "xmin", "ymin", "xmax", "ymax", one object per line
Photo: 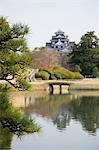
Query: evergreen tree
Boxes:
[
  {"xmin": 0, "ymin": 16, "xmax": 31, "ymax": 89},
  {"xmin": 69, "ymin": 31, "xmax": 99, "ymax": 76}
]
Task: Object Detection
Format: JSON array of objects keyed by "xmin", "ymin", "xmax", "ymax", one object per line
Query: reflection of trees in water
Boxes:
[
  {"xmin": 24, "ymin": 95, "xmax": 72, "ymax": 119},
  {"xmin": 52, "ymin": 96, "xmax": 99, "ymax": 134},
  {"xmin": 24, "ymin": 95, "xmax": 99, "ymax": 134},
  {"xmin": 24, "ymin": 95, "xmax": 35, "ymax": 107},
  {"xmin": 69, "ymin": 96, "xmax": 99, "ymax": 134}
]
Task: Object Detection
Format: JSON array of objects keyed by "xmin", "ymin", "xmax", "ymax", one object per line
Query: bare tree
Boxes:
[
  {"xmin": 31, "ymin": 47, "xmax": 61, "ymax": 69},
  {"xmin": 59, "ymin": 52, "xmax": 70, "ymax": 68}
]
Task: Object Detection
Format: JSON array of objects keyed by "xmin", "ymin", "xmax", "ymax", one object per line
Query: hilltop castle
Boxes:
[{"xmin": 46, "ymin": 30, "xmax": 74, "ymax": 53}]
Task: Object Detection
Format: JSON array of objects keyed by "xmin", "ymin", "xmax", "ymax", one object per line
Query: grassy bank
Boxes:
[
  {"xmin": 31, "ymin": 79, "xmax": 99, "ymax": 93},
  {"xmin": 69, "ymin": 79, "xmax": 99, "ymax": 90},
  {"xmin": 0, "ymin": 79, "xmax": 99, "ymax": 92}
]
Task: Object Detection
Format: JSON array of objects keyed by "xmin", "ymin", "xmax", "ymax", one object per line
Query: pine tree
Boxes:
[{"xmin": 0, "ymin": 16, "xmax": 31, "ymax": 89}]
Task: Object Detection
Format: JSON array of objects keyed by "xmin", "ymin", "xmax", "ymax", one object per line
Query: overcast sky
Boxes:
[{"xmin": 0, "ymin": 0, "xmax": 99, "ymax": 49}]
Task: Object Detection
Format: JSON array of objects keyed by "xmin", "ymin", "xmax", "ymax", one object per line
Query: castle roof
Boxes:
[
  {"xmin": 55, "ymin": 39, "xmax": 63, "ymax": 46},
  {"xmin": 55, "ymin": 30, "xmax": 64, "ymax": 35},
  {"xmin": 56, "ymin": 35, "xmax": 65, "ymax": 38}
]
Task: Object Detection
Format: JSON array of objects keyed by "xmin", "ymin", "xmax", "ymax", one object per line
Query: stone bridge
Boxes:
[{"xmin": 46, "ymin": 80, "xmax": 72, "ymax": 94}]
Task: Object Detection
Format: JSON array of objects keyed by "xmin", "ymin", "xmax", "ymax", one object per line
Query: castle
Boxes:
[{"xmin": 46, "ymin": 30, "xmax": 74, "ymax": 53}]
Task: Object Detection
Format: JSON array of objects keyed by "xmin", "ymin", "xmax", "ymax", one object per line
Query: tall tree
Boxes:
[
  {"xmin": 0, "ymin": 16, "xmax": 31, "ymax": 89},
  {"xmin": 69, "ymin": 31, "xmax": 99, "ymax": 76}
]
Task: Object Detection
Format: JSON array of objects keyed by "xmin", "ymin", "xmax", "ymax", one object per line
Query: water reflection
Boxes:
[
  {"xmin": 53, "ymin": 96, "xmax": 99, "ymax": 134},
  {"xmin": 11, "ymin": 91, "xmax": 99, "ymax": 134},
  {"xmin": 0, "ymin": 91, "xmax": 98, "ymax": 150}
]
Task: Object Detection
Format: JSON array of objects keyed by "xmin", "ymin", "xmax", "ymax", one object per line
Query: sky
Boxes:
[{"xmin": 0, "ymin": 0, "xmax": 99, "ymax": 49}]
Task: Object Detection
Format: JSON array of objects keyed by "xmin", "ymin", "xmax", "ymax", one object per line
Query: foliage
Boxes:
[
  {"xmin": 39, "ymin": 69, "xmax": 57, "ymax": 80},
  {"xmin": 53, "ymin": 71, "xmax": 62, "ymax": 79},
  {"xmin": 35, "ymin": 66, "xmax": 84, "ymax": 80},
  {"xmin": 73, "ymin": 72, "xmax": 84, "ymax": 79},
  {"xmin": 74, "ymin": 65, "xmax": 82, "ymax": 72},
  {"xmin": 92, "ymin": 67, "xmax": 99, "ymax": 78},
  {"xmin": 0, "ymin": 126, "xmax": 13, "ymax": 150},
  {"xmin": 53, "ymin": 66, "xmax": 75, "ymax": 79},
  {"xmin": 35, "ymin": 71, "xmax": 50, "ymax": 80},
  {"xmin": 16, "ymin": 77, "xmax": 31, "ymax": 90},
  {"xmin": 0, "ymin": 16, "xmax": 32, "ymax": 89},
  {"xmin": 69, "ymin": 31, "xmax": 99, "ymax": 76},
  {"xmin": 0, "ymin": 89, "xmax": 40, "ymax": 136},
  {"xmin": 0, "ymin": 84, "xmax": 10, "ymax": 92}
]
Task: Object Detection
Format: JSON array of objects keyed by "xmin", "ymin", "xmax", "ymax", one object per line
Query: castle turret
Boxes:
[{"xmin": 46, "ymin": 30, "xmax": 74, "ymax": 53}]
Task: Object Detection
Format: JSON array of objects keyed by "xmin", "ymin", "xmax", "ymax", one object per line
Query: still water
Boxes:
[{"xmin": 3, "ymin": 91, "xmax": 99, "ymax": 150}]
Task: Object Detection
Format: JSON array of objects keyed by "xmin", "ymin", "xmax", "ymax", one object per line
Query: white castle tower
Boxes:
[{"xmin": 46, "ymin": 30, "xmax": 74, "ymax": 53}]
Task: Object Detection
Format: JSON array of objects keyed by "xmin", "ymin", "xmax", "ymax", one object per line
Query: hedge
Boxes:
[
  {"xmin": 73, "ymin": 72, "xmax": 84, "ymax": 79},
  {"xmin": 35, "ymin": 66, "xmax": 84, "ymax": 80},
  {"xmin": 35, "ymin": 71, "xmax": 50, "ymax": 80}
]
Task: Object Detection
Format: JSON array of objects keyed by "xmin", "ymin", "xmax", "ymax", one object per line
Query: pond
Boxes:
[{"xmin": 1, "ymin": 91, "xmax": 99, "ymax": 150}]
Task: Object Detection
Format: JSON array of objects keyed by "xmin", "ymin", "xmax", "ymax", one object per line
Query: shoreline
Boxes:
[
  {"xmin": 0, "ymin": 78, "xmax": 99, "ymax": 92},
  {"xmin": 30, "ymin": 78, "xmax": 99, "ymax": 91}
]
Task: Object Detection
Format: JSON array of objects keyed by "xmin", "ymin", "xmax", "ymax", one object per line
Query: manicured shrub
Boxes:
[
  {"xmin": 41, "ymin": 69, "xmax": 53, "ymax": 74},
  {"xmin": 74, "ymin": 72, "xmax": 84, "ymax": 79},
  {"xmin": 50, "ymin": 74, "xmax": 57, "ymax": 80},
  {"xmin": 35, "ymin": 66, "xmax": 83, "ymax": 80},
  {"xmin": 35, "ymin": 71, "xmax": 50, "ymax": 80},
  {"xmin": 53, "ymin": 66, "xmax": 75, "ymax": 79},
  {"xmin": 54, "ymin": 71, "xmax": 62, "ymax": 79}
]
